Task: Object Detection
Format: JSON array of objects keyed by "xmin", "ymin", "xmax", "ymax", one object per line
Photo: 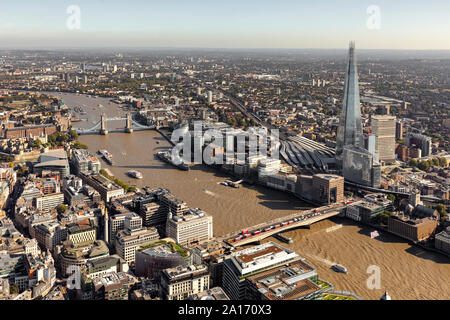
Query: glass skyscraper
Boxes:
[
  {"xmin": 336, "ymin": 42, "xmax": 381, "ymax": 188},
  {"xmin": 336, "ymin": 41, "xmax": 364, "ymax": 167}
]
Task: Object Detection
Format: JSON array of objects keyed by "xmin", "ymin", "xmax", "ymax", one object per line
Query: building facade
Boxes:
[
  {"xmin": 371, "ymin": 115, "xmax": 396, "ymax": 163},
  {"xmin": 166, "ymin": 208, "xmax": 213, "ymax": 247},
  {"xmin": 160, "ymin": 265, "xmax": 210, "ymax": 300}
]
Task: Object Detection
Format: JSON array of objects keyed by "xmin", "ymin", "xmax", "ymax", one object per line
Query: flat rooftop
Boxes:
[
  {"xmin": 163, "ymin": 264, "xmax": 208, "ymax": 280},
  {"xmin": 170, "ymin": 208, "xmax": 209, "ymax": 222},
  {"xmin": 231, "ymin": 242, "xmax": 297, "ymax": 274},
  {"xmin": 247, "ymin": 259, "xmax": 320, "ymax": 300},
  {"xmin": 237, "ymin": 245, "xmax": 284, "ymax": 264}
]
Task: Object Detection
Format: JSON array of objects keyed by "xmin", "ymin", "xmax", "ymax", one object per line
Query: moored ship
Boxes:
[
  {"xmin": 98, "ymin": 149, "xmax": 114, "ymax": 165},
  {"xmin": 156, "ymin": 151, "xmax": 189, "ymax": 171}
]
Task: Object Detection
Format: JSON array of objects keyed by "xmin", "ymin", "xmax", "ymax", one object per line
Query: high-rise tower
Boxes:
[
  {"xmin": 336, "ymin": 41, "xmax": 364, "ymax": 169},
  {"xmin": 336, "ymin": 42, "xmax": 381, "ymax": 188}
]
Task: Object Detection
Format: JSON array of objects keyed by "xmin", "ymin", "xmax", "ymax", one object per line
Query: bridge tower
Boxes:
[
  {"xmin": 100, "ymin": 113, "xmax": 108, "ymax": 135},
  {"xmin": 125, "ymin": 113, "xmax": 133, "ymax": 133}
]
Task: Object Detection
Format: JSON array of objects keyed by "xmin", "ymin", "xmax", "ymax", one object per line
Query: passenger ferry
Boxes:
[{"xmin": 127, "ymin": 170, "xmax": 143, "ymax": 179}]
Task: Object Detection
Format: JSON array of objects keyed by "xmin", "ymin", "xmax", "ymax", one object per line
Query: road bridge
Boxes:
[
  {"xmin": 219, "ymin": 203, "xmax": 347, "ymax": 247},
  {"xmin": 75, "ymin": 113, "xmax": 155, "ymax": 135}
]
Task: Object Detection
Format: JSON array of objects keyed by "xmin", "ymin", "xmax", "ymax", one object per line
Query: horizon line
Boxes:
[{"xmin": 1, "ymin": 46, "xmax": 450, "ymax": 52}]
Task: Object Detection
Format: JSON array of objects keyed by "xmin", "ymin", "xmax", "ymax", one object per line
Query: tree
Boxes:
[
  {"xmin": 57, "ymin": 204, "xmax": 68, "ymax": 215},
  {"xmin": 379, "ymin": 211, "xmax": 393, "ymax": 225},
  {"xmin": 409, "ymin": 159, "xmax": 418, "ymax": 167},
  {"xmin": 418, "ymin": 160, "xmax": 430, "ymax": 171},
  {"xmin": 10, "ymin": 283, "xmax": 19, "ymax": 295},
  {"xmin": 68, "ymin": 129, "xmax": 79, "ymax": 141},
  {"xmin": 29, "ymin": 139, "xmax": 42, "ymax": 149},
  {"xmin": 16, "ymin": 165, "xmax": 28, "ymax": 177},
  {"xmin": 387, "ymin": 194, "xmax": 396, "ymax": 203},
  {"xmin": 431, "ymin": 158, "xmax": 439, "ymax": 167},
  {"xmin": 439, "ymin": 157, "xmax": 448, "ymax": 167},
  {"xmin": 73, "ymin": 141, "xmax": 88, "ymax": 150},
  {"xmin": 433, "ymin": 204, "xmax": 447, "ymax": 219}
]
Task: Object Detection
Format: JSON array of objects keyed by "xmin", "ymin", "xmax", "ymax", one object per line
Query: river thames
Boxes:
[{"xmin": 57, "ymin": 92, "xmax": 450, "ymax": 300}]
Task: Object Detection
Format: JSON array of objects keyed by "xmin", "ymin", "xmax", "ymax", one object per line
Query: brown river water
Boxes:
[{"xmin": 59, "ymin": 93, "xmax": 450, "ymax": 300}]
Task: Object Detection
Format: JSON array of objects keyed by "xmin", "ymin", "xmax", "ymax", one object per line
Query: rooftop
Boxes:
[
  {"xmin": 138, "ymin": 239, "xmax": 189, "ymax": 258},
  {"xmin": 93, "ymin": 272, "xmax": 128, "ymax": 290},
  {"xmin": 189, "ymin": 287, "xmax": 230, "ymax": 300},
  {"xmin": 231, "ymin": 242, "xmax": 298, "ymax": 276},
  {"xmin": 162, "ymin": 264, "xmax": 208, "ymax": 280},
  {"xmin": 170, "ymin": 208, "xmax": 209, "ymax": 222}
]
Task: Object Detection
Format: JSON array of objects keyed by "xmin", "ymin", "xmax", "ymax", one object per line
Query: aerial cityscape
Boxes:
[{"xmin": 0, "ymin": 1, "xmax": 449, "ymax": 306}]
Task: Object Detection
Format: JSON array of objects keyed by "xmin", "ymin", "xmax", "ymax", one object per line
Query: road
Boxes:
[{"xmin": 219, "ymin": 202, "xmax": 347, "ymax": 247}]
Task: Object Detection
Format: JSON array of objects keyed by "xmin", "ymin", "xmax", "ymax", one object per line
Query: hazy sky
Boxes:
[{"xmin": 1, "ymin": 0, "xmax": 449, "ymax": 49}]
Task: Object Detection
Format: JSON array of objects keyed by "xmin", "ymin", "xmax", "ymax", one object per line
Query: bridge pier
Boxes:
[
  {"xmin": 125, "ymin": 113, "xmax": 133, "ymax": 133},
  {"xmin": 76, "ymin": 113, "xmax": 155, "ymax": 135},
  {"xmin": 100, "ymin": 113, "xmax": 109, "ymax": 135}
]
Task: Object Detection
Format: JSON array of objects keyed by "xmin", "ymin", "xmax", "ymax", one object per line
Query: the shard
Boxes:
[
  {"xmin": 336, "ymin": 41, "xmax": 364, "ymax": 169},
  {"xmin": 335, "ymin": 42, "xmax": 381, "ymax": 188}
]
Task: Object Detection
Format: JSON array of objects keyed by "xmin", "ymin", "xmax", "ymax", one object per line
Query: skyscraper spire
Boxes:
[
  {"xmin": 336, "ymin": 41, "xmax": 364, "ymax": 169},
  {"xmin": 336, "ymin": 41, "xmax": 381, "ymax": 188}
]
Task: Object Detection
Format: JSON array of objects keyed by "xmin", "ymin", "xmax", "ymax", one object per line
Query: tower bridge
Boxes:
[{"xmin": 75, "ymin": 113, "xmax": 155, "ymax": 135}]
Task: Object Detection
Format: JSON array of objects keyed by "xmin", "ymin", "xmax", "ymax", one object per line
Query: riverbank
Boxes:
[{"xmin": 62, "ymin": 91, "xmax": 449, "ymax": 300}]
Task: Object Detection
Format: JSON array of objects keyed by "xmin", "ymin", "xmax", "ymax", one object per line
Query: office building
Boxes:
[
  {"xmin": 66, "ymin": 219, "xmax": 96, "ymax": 246},
  {"xmin": 246, "ymin": 258, "xmax": 323, "ymax": 300},
  {"xmin": 139, "ymin": 202, "xmax": 167, "ymax": 226},
  {"xmin": 33, "ymin": 221, "xmax": 67, "ymax": 252},
  {"xmin": 311, "ymin": 174, "xmax": 344, "ymax": 205},
  {"xmin": 84, "ymin": 255, "xmax": 129, "ymax": 280},
  {"xmin": 34, "ymin": 192, "xmax": 64, "ymax": 212},
  {"xmin": 34, "ymin": 149, "xmax": 70, "ymax": 178},
  {"xmin": 371, "ymin": 115, "xmax": 396, "ymax": 163},
  {"xmin": 115, "ymin": 214, "xmax": 160, "ymax": 264},
  {"xmin": 405, "ymin": 133, "xmax": 432, "ymax": 157},
  {"xmin": 57, "ymin": 240, "xmax": 110, "ymax": 276},
  {"xmin": 188, "ymin": 287, "xmax": 230, "ymax": 300},
  {"xmin": 135, "ymin": 239, "xmax": 191, "ymax": 279},
  {"xmin": 342, "ymin": 145, "xmax": 381, "ymax": 188},
  {"xmin": 435, "ymin": 227, "xmax": 450, "ymax": 255},
  {"xmin": 92, "ymin": 272, "xmax": 129, "ymax": 300},
  {"xmin": 71, "ymin": 149, "xmax": 101, "ymax": 176},
  {"xmin": 109, "ymin": 212, "xmax": 134, "ymax": 244},
  {"xmin": 160, "ymin": 264, "xmax": 210, "ymax": 300},
  {"xmin": 160, "ymin": 192, "xmax": 189, "ymax": 216},
  {"xmin": 346, "ymin": 200, "xmax": 384, "ymax": 224},
  {"xmin": 388, "ymin": 215, "xmax": 438, "ymax": 242},
  {"xmin": 222, "ymin": 242, "xmax": 298, "ymax": 300},
  {"xmin": 257, "ymin": 158, "xmax": 281, "ymax": 181},
  {"xmin": 166, "ymin": 208, "xmax": 213, "ymax": 247},
  {"xmin": 79, "ymin": 173, "xmax": 124, "ymax": 203}
]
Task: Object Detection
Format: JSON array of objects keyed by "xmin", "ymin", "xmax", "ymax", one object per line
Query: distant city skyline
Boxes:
[{"xmin": 1, "ymin": 0, "xmax": 449, "ymax": 50}]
